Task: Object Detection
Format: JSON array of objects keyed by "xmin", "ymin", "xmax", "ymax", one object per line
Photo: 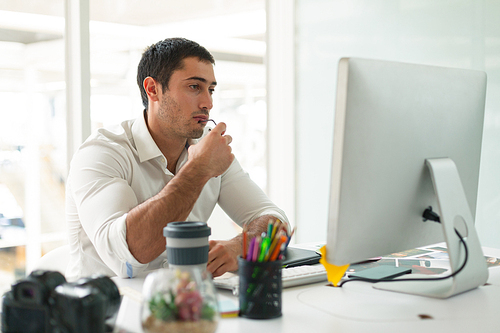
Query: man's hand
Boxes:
[
  {"xmin": 188, "ymin": 122, "xmax": 234, "ymax": 179},
  {"xmin": 207, "ymin": 239, "xmax": 241, "ymax": 277}
]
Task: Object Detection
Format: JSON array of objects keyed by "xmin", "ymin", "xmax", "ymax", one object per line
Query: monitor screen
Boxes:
[{"xmin": 326, "ymin": 58, "xmax": 488, "ymax": 297}]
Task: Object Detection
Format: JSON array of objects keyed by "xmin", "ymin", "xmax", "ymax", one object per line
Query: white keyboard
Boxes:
[{"xmin": 213, "ymin": 264, "xmax": 328, "ymax": 296}]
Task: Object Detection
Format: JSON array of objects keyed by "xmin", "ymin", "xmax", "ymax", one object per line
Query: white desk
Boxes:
[{"xmin": 113, "ymin": 246, "xmax": 500, "ymax": 333}]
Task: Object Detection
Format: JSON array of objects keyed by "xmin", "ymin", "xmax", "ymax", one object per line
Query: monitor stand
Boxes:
[{"xmin": 373, "ymin": 158, "xmax": 489, "ymax": 298}]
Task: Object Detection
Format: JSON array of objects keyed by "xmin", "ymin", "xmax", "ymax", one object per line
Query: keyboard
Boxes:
[{"xmin": 213, "ymin": 264, "xmax": 328, "ymax": 296}]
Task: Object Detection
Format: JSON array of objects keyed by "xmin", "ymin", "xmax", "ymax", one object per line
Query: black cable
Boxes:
[{"xmin": 337, "ymin": 228, "xmax": 468, "ymax": 287}]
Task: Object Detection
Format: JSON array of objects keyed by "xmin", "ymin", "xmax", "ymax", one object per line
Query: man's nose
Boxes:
[{"xmin": 199, "ymin": 90, "xmax": 213, "ymax": 110}]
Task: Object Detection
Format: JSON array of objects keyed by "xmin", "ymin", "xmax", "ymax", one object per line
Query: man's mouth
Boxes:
[{"xmin": 193, "ymin": 115, "xmax": 208, "ymax": 123}]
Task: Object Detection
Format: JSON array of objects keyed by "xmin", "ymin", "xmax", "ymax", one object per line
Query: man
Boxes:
[{"xmin": 65, "ymin": 38, "xmax": 288, "ymax": 280}]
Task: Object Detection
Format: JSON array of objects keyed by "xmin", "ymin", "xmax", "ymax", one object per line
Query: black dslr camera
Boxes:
[{"xmin": 1, "ymin": 270, "xmax": 121, "ymax": 333}]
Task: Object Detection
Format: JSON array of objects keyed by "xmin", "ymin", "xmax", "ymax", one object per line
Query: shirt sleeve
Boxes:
[
  {"xmin": 68, "ymin": 140, "xmax": 149, "ymax": 278},
  {"xmin": 217, "ymin": 159, "xmax": 290, "ymax": 231}
]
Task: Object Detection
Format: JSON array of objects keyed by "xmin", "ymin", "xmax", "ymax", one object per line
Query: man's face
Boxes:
[{"xmin": 156, "ymin": 56, "xmax": 217, "ymax": 140}]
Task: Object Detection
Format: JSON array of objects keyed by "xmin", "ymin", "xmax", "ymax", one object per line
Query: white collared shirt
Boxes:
[{"xmin": 65, "ymin": 112, "xmax": 288, "ymax": 281}]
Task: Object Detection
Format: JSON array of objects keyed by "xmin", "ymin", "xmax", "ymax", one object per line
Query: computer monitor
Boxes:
[{"xmin": 326, "ymin": 58, "xmax": 489, "ymax": 298}]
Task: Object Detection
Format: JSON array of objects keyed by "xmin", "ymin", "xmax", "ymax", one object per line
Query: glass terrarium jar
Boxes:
[{"xmin": 141, "ymin": 267, "xmax": 219, "ymax": 333}]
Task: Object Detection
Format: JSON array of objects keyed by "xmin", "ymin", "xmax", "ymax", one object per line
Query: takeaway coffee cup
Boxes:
[{"xmin": 163, "ymin": 221, "xmax": 211, "ymax": 271}]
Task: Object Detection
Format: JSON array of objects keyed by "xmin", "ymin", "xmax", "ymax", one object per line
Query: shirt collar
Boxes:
[{"xmin": 131, "ymin": 110, "xmax": 163, "ymax": 163}]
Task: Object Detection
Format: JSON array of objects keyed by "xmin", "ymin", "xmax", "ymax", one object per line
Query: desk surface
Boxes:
[{"xmin": 113, "ymin": 246, "xmax": 500, "ymax": 333}]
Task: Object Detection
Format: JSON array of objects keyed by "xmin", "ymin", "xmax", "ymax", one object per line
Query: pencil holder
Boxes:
[{"xmin": 238, "ymin": 257, "xmax": 282, "ymax": 319}]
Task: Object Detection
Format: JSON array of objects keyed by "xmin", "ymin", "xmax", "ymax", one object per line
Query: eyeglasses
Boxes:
[{"xmin": 198, "ymin": 119, "xmax": 217, "ymax": 126}]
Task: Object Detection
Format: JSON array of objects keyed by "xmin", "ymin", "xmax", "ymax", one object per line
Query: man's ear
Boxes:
[{"xmin": 143, "ymin": 77, "xmax": 160, "ymax": 102}]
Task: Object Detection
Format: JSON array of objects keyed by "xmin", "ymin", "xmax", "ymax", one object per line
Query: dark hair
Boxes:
[{"xmin": 137, "ymin": 37, "xmax": 215, "ymax": 109}]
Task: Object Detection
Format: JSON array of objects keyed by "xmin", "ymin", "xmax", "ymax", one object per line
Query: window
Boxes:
[{"xmin": 0, "ymin": 2, "xmax": 66, "ymax": 294}]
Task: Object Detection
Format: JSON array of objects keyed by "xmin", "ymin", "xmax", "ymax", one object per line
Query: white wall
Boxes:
[{"xmin": 295, "ymin": 0, "xmax": 500, "ymax": 248}]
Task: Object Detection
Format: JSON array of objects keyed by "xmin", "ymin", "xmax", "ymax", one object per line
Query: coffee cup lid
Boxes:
[{"xmin": 163, "ymin": 221, "xmax": 211, "ymax": 238}]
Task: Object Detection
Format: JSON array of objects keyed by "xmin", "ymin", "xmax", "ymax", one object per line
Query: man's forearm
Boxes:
[{"xmin": 126, "ymin": 160, "xmax": 211, "ymax": 263}]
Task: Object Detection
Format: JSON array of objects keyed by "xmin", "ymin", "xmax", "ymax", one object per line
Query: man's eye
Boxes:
[
  {"xmin": 209, "ymin": 88, "xmax": 215, "ymax": 95},
  {"xmin": 189, "ymin": 84, "xmax": 199, "ymax": 90}
]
